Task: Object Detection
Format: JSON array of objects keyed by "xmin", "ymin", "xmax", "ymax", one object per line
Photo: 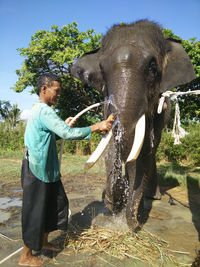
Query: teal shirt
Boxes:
[{"xmin": 25, "ymin": 100, "xmax": 91, "ymax": 183}]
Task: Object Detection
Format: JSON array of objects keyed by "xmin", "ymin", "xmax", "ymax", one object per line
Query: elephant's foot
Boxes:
[
  {"xmin": 145, "ymin": 192, "xmax": 161, "ymax": 200},
  {"xmin": 126, "ymin": 213, "xmax": 143, "ymax": 233},
  {"xmin": 102, "ymin": 190, "xmax": 125, "ymax": 215},
  {"xmin": 132, "ymin": 224, "xmax": 143, "ymax": 234},
  {"xmin": 126, "ymin": 190, "xmax": 143, "ymax": 232},
  {"xmin": 127, "ymin": 217, "xmax": 142, "ymax": 233},
  {"xmin": 144, "ymin": 186, "xmax": 162, "ymax": 200}
]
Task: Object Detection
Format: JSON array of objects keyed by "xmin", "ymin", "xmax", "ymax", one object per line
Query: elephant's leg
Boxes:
[
  {"xmin": 103, "ymin": 137, "xmax": 127, "ymax": 214},
  {"xmin": 125, "ymin": 160, "xmax": 144, "ymax": 231},
  {"xmin": 144, "ymin": 102, "xmax": 171, "ymax": 199},
  {"xmin": 142, "ymin": 117, "xmax": 163, "ymax": 200},
  {"xmin": 143, "ymin": 153, "xmax": 161, "ymax": 200}
]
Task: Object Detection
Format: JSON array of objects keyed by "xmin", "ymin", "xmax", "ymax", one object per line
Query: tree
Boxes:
[
  {"xmin": 162, "ymin": 29, "xmax": 200, "ymax": 122},
  {"xmin": 12, "ymin": 22, "xmax": 103, "ymax": 125},
  {"xmin": 12, "ymin": 24, "xmax": 200, "ymax": 123},
  {"xmin": 0, "ymin": 101, "xmax": 21, "ymax": 128},
  {"xmin": 6, "ymin": 104, "xmax": 21, "ymax": 128},
  {"xmin": 0, "ymin": 100, "xmax": 11, "ymax": 120}
]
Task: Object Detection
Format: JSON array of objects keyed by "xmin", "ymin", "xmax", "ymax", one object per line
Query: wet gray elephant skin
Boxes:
[{"xmin": 70, "ymin": 20, "xmax": 196, "ymax": 231}]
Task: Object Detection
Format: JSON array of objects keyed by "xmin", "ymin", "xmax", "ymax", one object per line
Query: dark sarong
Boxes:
[{"xmin": 21, "ymin": 158, "xmax": 69, "ymax": 251}]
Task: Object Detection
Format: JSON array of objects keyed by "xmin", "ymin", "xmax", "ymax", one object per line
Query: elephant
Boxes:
[{"xmin": 70, "ymin": 20, "xmax": 196, "ymax": 231}]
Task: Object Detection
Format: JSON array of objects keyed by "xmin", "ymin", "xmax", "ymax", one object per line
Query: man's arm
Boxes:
[{"xmin": 65, "ymin": 114, "xmax": 116, "ymax": 133}]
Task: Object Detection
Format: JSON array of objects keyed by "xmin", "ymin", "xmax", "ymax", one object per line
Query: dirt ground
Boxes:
[{"xmin": 0, "ymin": 173, "xmax": 200, "ymax": 266}]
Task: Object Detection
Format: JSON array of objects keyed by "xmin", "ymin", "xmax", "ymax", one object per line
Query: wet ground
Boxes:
[{"xmin": 0, "ymin": 173, "xmax": 200, "ymax": 266}]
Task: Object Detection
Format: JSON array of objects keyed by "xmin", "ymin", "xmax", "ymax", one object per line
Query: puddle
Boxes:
[
  {"xmin": 0, "ymin": 197, "xmax": 22, "ymax": 209},
  {"xmin": 12, "ymin": 189, "xmax": 23, "ymax": 193}
]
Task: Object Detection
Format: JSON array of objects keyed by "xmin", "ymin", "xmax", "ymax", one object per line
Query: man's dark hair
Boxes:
[{"xmin": 37, "ymin": 73, "xmax": 62, "ymax": 95}]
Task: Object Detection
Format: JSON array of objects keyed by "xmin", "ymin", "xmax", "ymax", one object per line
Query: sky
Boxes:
[{"xmin": 1, "ymin": 0, "xmax": 200, "ymax": 118}]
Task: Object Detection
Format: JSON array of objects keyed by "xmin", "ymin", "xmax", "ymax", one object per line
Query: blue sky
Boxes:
[{"xmin": 1, "ymin": 0, "xmax": 200, "ymax": 115}]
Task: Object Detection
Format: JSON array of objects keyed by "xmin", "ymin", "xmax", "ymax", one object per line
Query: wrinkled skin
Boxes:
[{"xmin": 70, "ymin": 20, "xmax": 196, "ymax": 230}]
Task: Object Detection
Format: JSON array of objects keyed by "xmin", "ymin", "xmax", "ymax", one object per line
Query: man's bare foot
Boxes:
[
  {"xmin": 42, "ymin": 242, "xmax": 60, "ymax": 252},
  {"xmin": 18, "ymin": 254, "xmax": 45, "ymax": 266},
  {"xmin": 19, "ymin": 245, "xmax": 46, "ymax": 266}
]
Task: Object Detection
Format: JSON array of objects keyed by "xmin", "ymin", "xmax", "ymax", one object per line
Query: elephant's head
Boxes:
[{"xmin": 70, "ymin": 20, "xmax": 196, "ymax": 230}]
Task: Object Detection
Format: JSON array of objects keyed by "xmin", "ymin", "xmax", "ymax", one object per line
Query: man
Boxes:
[{"xmin": 19, "ymin": 73, "xmax": 114, "ymax": 266}]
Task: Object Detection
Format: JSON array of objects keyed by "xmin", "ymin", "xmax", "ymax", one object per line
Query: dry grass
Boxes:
[{"xmin": 63, "ymin": 225, "xmax": 188, "ymax": 266}]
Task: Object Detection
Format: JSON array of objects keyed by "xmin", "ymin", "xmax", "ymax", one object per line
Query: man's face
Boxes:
[{"xmin": 45, "ymin": 81, "xmax": 62, "ymax": 106}]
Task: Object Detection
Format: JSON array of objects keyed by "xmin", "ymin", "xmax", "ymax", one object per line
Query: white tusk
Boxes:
[
  {"xmin": 157, "ymin": 96, "xmax": 165, "ymax": 114},
  {"xmin": 84, "ymin": 118, "xmax": 118, "ymax": 170},
  {"xmin": 126, "ymin": 114, "xmax": 145, "ymax": 163}
]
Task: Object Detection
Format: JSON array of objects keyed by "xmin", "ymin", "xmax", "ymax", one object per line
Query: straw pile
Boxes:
[{"xmin": 63, "ymin": 225, "xmax": 185, "ymax": 265}]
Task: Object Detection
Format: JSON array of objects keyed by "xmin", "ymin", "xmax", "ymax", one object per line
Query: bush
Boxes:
[
  {"xmin": 156, "ymin": 131, "xmax": 186, "ymax": 163},
  {"xmin": 57, "ymin": 139, "xmax": 77, "ymax": 154},
  {"xmin": 157, "ymin": 122, "xmax": 200, "ymax": 165},
  {"xmin": 56, "ymin": 132, "xmax": 102, "ymax": 155},
  {"xmin": 89, "ymin": 132, "xmax": 102, "ymax": 152},
  {"xmin": 0, "ymin": 121, "xmax": 25, "ymax": 150},
  {"xmin": 1, "ymin": 118, "xmax": 199, "ymax": 167},
  {"xmin": 181, "ymin": 122, "xmax": 200, "ymax": 165}
]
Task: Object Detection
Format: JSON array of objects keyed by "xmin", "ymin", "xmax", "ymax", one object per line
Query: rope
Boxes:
[
  {"xmin": 157, "ymin": 89, "xmax": 200, "ymax": 114},
  {"xmin": 172, "ymin": 96, "xmax": 188, "ymax": 145},
  {"xmin": 157, "ymin": 89, "xmax": 200, "ymax": 144}
]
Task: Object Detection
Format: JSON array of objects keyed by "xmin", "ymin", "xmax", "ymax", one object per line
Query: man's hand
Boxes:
[
  {"xmin": 90, "ymin": 113, "xmax": 117, "ymax": 134},
  {"xmin": 65, "ymin": 117, "xmax": 76, "ymax": 127}
]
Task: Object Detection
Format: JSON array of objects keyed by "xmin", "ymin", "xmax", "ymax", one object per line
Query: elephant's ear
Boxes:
[
  {"xmin": 71, "ymin": 48, "xmax": 106, "ymax": 95},
  {"xmin": 160, "ymin": 38, "xmax": 196, "ymax": 92}
]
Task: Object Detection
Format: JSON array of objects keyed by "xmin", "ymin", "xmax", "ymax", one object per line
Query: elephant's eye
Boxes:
[
  {"xmin": 76, "ymin": 67, "xmax": 83, "ymax": 76},
  {"xmin": 148, "ymin": 59, "xmax": 158, "ymax": 77}
]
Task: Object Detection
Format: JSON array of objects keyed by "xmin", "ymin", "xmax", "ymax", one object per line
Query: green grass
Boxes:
[
  {"xmin": 158, "ymin": 162, "xmax": 200, "ymax": 189},
  {"xmin": 0, "ymin": 150, "xmax": 106, "ymax": 183},
  {"xmin": 0, "ymin": 159, "xmax": 22, "ymax": 183},
  {"xmin": 60, "ymin": 153, "xmax": 106, "ymax": 175},
  {"xmin": 0, "ymin": 150, "xmax": 24, "ymax": 183}
]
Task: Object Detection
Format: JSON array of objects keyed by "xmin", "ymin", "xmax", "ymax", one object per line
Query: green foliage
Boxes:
[
  {"xmin": 89, "ymin": 132, "xmax": 102, "ymax": 152},
  {"xmin": 0, "ymin": 117, "xmax": 199, "ymax": 167},
  {"xmin": 0, "ymin": 121, "xmax": 25, "ymax": 150},
  {"xmin": 177, "ymin": 78, "xmax": 200, "ymax": 122},
  {"xmin": 157, "ymin": 122, "xmax": 200, "ymax": 165},
  {"xmin": 156, "ymin": 130, "xmax": 186, "ymax": 163},
  {"xmin": 76, "ymin": 140, "xmax": 91, "ymax": 155},
  {"xmin": 13, "ymin": 24, "xmax": 200, "ymax": 124},
  {"xmin": 63, "ymin": 140, "xmax": 77, "ymax": 154},
  {"xmin": 181, "ymin": 122, "xmax": 200, "ymax": 165},
  {"xmin": 12, "ymin": 22, "xmax": 103, "ymax": 123},
  {"xmin": 56, "ymin": 131, "xmax": 102, "ymax": 155}
]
